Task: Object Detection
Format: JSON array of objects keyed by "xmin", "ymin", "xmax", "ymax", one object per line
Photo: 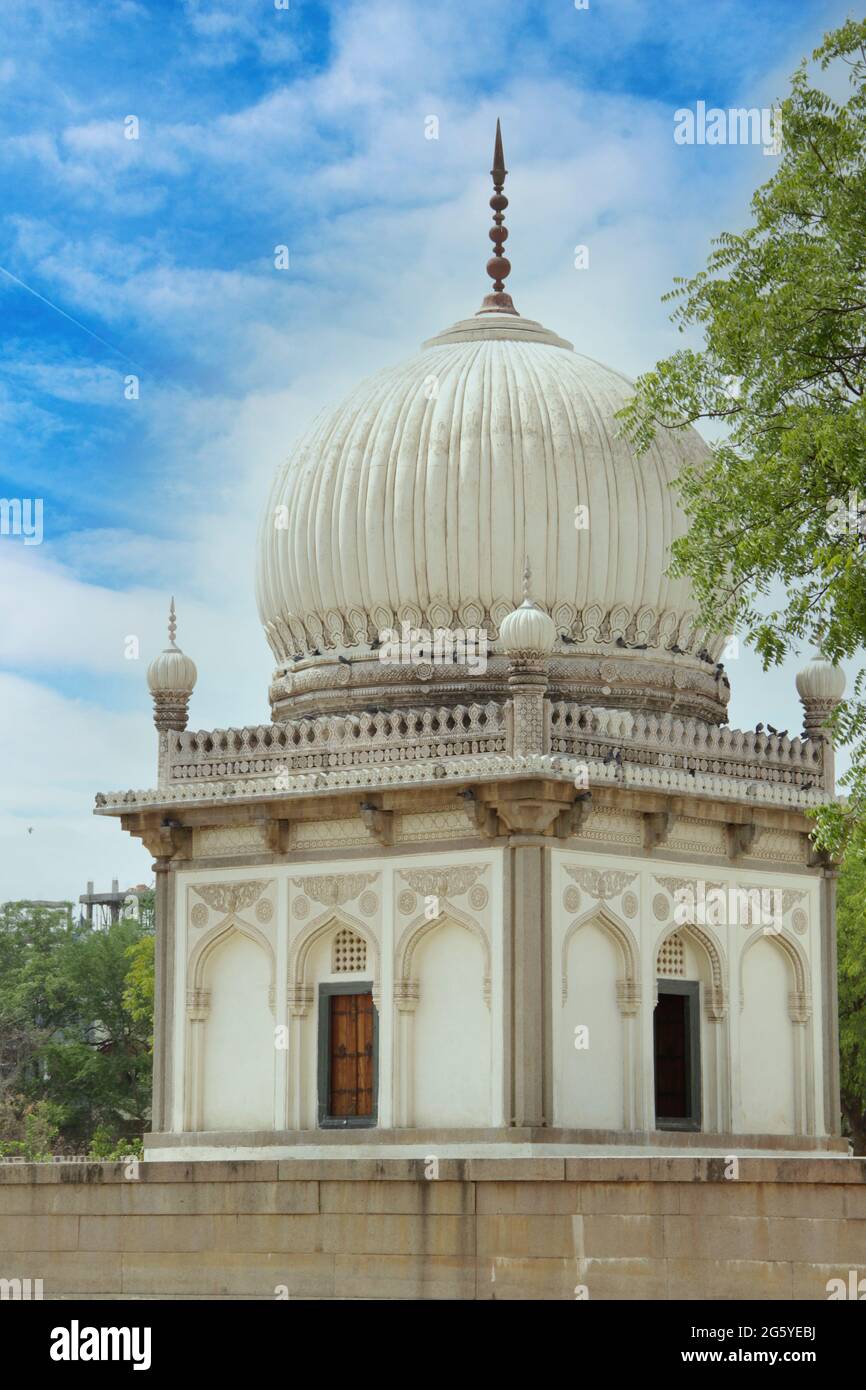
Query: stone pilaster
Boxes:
[
  {"xmin": 509, "ymin": 843, "xmax": 547, "ymax": 1127},
  {"xmin": 507, "ymin": 659, "xmax": 549, "ymax": 757},
  {"xmin": 151, "ymin": 856, "xmax": 176, "ymax": 1134},
  {"xmin": 821, "ymin": 867, "xmax": 842, "ymax": 1136}
]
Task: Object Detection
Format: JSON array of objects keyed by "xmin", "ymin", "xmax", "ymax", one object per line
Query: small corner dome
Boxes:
[
  {"xmin": 147, "ymin": 600, "xmax": 197, "ymax": 695},
  {"xmin": 795, "ymin": 659, "xmax": 846, "ymax": 703},
  {"xmin": 499, "ymin": 597, "xmax": 557, "ymax": 655}
]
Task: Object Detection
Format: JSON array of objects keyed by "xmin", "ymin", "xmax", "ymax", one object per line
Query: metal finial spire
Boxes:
[
  {"xmin": 478, "ymin": 118, "xmax": 518, "ymax": 316},
  {"xmin": 522, "ymin": 556, "xmax": 531, "ymax": 601},
  {"xmin": 168, "ymin": 596, "xmax": 178, "ymax": 648}
]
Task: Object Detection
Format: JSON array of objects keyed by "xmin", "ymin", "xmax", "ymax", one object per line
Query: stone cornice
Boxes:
[{"xmin": 97, "ymin": 749, "xmax": 831, "ymax": 818}]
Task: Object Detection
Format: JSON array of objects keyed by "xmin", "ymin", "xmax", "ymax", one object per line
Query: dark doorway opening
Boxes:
[{"xmin": 654, "ymin": 981, "xmax": 701, "ymax": 1131}]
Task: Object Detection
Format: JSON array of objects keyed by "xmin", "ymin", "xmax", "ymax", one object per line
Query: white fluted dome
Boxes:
[
  {"xmin": 796, "ymin": 659, "xmax": 846, "ymax": 703},
  {"xmin": 257, "ymin": 309, "xmax": 727, "ymax": 721},
  {"xmin": 499, "ymin": 598, "xmax": 557, "ymax": 655},
  {"xmin": 147, "ymin": 645, "xmax": 197, "ymax": 695}
]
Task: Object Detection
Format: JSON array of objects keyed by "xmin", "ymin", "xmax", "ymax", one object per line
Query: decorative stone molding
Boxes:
[
  {"xmin": 651, "ymin": 919, "xmax": 727, "ymax": 1019},
  {"xmin": 185, "ymin": 987, "xmax": 210, "ymax": 1019},
  {"xmin": 563, "ymin": 866, "xmax": 637, "ymax": 901},
  {"xmin": 188, "ymin": 916, "xmax": 277, "ymax": 1000},
  {"xmin": 561, "ymin": 906, "xmax": 640, "ymax": 1009},
  {"xmin": 393, "ymin": 979, "xmax": 420, "ymax": 1013},
  {"xmin": 287, "ymin": 984, "xmax": 313, "ymax": 1018},
  {"xmin": 398, "ymin": 865, "xmax": 486, "ymax": 901},
  {"xmin": 738, "ymin": 927, "xmax": 812, "ymax": 1021},
  {"xmin": 395, "ymin": 904, "xmax": 492, "ymax": 1010},
  {"xmin": 289, "ymin": 908, "xmax": 381, "ymax": 1004},
  {"xmin": 643, "ymin": 811, "xmax": 673, "ymax": 851},
  {"xmin": 359, "ymin": 802, "xmax": 394, "ymax": 846},
  {"xmin": 292, "ymin": 818, "xmax": 371, "ymax": 850},
  {"xmin": 652, "ymin": 892, "xmax": 670, "ymax": 922},
  {"xmin": 95, "ymin": 745, "xmax": 830, "ymax": 815},
  {"xmin": 621, "ymin": 891, "xmax": 639, "ymax": 920},
  {"xmin": 788, "ymin": 990, "xmax": 813, "ymax": 1024},
  {"xmin": 191, "ymin": 880, "xmax": 269, "ymax": 916},
  {"xmin": 193, "ymin": 824, "xmax": 268, "ymax": 858},
  {"xmin": 727, "ymin": 823, "xmax": 758, "ymax": 860},
  {"xmin": 616, "ymin": 979, "xmax": 641, "ymax": 1015},
  {"xmin": 397, "ymin": 811, "xmax": 472, "ymax": 843},
  {"xmin": 290, "ymin": 873, "xmax": 378, "ymax": 909}
]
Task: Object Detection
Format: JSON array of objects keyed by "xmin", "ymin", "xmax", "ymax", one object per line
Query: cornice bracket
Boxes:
[
  {"xmin": 360, "ymin": 801, "xmax": 394, "ymax": 846},
  {"xmin": 643, "ymin": 811, "xmax": 673, "ymax": 852}
]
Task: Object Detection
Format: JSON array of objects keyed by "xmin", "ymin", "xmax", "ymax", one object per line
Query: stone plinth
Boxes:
[{"xmin": 1, "ymin": 1156, "xmax": 864, "ymax": 1300}]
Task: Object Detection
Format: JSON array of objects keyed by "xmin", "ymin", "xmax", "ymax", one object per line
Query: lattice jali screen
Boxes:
[
  {"xmin": 657, "ymin": 933, "xmax": 685, "ymax": 977},
  {"xmin": 332, "ymin": 928, "xmax": 367, "ymax": 973}
]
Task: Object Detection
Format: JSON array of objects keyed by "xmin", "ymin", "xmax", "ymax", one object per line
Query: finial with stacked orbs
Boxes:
[
  {"xmin": 147, "ymin": 597, "xmax": 197, "ymax": 732},
  {"xmin": 796, "ymin": 657, "xmax": 845, "ymax": 793},
  {"xmin": 478, "ymin": 119, "xmax": 518, "ymax": 316}
]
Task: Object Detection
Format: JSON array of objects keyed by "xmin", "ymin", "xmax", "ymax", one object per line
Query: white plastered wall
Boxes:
[
  {"xmin": 171, "ymin": 846, "xmax": 504, "ymax": 1134},
  {"xmin": 550, "ymin": 848, "xmax": 825, "ymax": 1137}
]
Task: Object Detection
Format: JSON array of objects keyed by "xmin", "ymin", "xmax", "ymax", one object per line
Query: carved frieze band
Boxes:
[
  {"xmin": 291, "ymin": 872, "xmax": 378, "ymax": 910},
  {"xmin": 191, "ymin": 880, "xmax": 269, "ymax": 916},
  {"xmin": 563, "ymin": 866, "xmax": 637, "ymax": 901}
]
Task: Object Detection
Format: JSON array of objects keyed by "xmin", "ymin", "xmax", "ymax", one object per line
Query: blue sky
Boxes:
[{"xmin": 0, "ymin": 0, "xmax": 858, "ymax": 899}]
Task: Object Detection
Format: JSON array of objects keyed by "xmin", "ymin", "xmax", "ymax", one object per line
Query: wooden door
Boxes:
[{"xmin": 328, "ymin": 991, "xmax": 374, "ymax": 1117}]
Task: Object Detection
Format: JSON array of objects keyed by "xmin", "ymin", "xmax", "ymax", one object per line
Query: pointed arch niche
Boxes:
[
  {"xmin": 286, "ymin": 908, "xmax": 381, "ymax": 1130},
  {"xmin": 185, "ymin": 915, "xmax": 277, "ymax": 1132},
  {"xmin": 556, "ymin": 906, "xmax": 641, "ymax": 1131},
  {"xmin": 738, "ymin": 927, "xmax": 814, "ymax": 1134},
  {"xmin": 393, "ymin": 904, "xmax": 492, "ymax": 1128},
  {"xmin": 652, "ymin": 920, "xmax": 730, "ymax": 1133}
]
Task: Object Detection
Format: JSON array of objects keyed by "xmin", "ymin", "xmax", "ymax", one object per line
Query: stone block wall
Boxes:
[{"xmin": 1, "ymin": 1156, "xmax": 865, "ymax": 1300}]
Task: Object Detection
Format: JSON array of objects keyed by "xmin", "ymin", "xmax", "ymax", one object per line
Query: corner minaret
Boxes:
[
  {"xmin": 147, "ymin": 597, "xmax": 197, "ymax": 734},
  {"xmin": 478, "ymin": 118, "xmax": 518, "ymax": 315}
]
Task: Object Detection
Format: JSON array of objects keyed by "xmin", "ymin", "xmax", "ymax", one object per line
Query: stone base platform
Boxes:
[
  {"xmin": 1, "ymin": 1155, "xmax": 864, "ymax": 1300},
  {"xmin": 144, "ymin": 1128, "xmax": 851, "ymax": 1163}
]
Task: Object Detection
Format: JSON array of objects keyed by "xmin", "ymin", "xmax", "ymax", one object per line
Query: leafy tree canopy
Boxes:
[{"xmin": 619, "ymin": 19, "xmax": 866, "ymax": 858}]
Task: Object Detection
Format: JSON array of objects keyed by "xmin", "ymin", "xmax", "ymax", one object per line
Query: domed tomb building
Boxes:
[{"xmin": 98, "ymin": 128, "xmax": 845, "ymax": 1158}]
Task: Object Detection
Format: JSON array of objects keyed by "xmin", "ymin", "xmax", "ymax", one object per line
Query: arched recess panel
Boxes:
[
  {"xmin": 740, "ymin": 937, "xmax": 796, "ymax": 1134},
  {"xmin": 559, "ymin": 920, "xmax": 624, "ymax": 1129},
  {"xmin": 201, "ymin": 932, "xmax": 274, "ymax": 1131},
  {"xmin": 413, "ymin": 921, "xmax": 491, "ymax": 1126}
]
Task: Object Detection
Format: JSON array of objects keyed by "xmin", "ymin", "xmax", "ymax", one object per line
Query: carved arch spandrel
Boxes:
[
  {"xmin": 739, "ymin": 926, "xmax": 812, "ymax": 1022},
  {"xmin": 395, "ymin": 902, "xmax": 491, "ymax": 1009},
  {"xmin": 289, "ymin": 906, "xmax": 382, "ymax": 1009},
  {"xmin": 561, "ymin": 905, "xmax": 640, "ymax": 1013},
  {"xmin": 652, "ymin": 919, "xmax": 728, "ymax": 1019}
]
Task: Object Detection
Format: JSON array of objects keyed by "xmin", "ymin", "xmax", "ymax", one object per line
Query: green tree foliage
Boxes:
[
  {"xmin": 837, "ymin": 852, "xmax": 866, "ymax": 1148},
  {"xmin": 618, "ymin": 19, "xmax": 866, "ymax": 1142},
  {"xmin": 0, "ymin": 899, "xmax": 154, "ymax": 1152},
  {"xmin": 618, "ymin": 19, "xmax": 866, "ymax": 859}
]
